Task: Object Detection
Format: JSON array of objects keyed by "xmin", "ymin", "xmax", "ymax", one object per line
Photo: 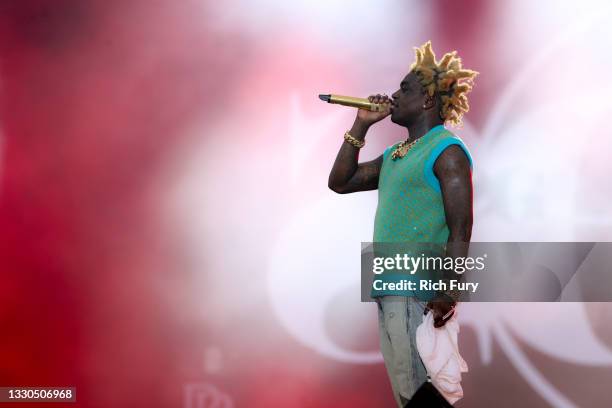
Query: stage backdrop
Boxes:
[{"xmin": 1, "ymin": 0, "xmax": 612, "ymax": 407}]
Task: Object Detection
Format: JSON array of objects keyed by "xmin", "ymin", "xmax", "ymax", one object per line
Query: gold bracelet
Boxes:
[{"xmin": 344, "ymin": 131, "xmax": 365, "ymax": 148}]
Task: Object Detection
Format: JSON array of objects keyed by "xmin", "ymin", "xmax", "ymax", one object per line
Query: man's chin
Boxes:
[{"xmin": 390, "ymin": 112, "xmax": 403, "ymax": 125}]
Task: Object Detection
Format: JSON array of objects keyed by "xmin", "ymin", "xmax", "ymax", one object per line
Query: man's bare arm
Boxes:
[
  {"xmin": 436, "ymin": 144, "xmax": 473, "ymax": 247},
  {"xmin": 427, "ymin": 144, "xmax": 473, "ymax": 327},
  {"xmin": 328, "ymin": 94, "xmax": 391, "ymax": 194},
  {"xmin": 328, "ymin": 119, "xmax": 383, "ymax": 194}
]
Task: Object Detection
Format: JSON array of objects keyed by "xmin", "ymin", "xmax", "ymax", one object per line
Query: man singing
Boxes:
[{"xmin": 328, "ymin": 41, "xmax": 477, "ymax": 406}]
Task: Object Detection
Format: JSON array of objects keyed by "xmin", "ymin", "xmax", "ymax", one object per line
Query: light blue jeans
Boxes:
[{"xmin": 376, "ymin": 296, "xmax": 428, "ymax": 407}]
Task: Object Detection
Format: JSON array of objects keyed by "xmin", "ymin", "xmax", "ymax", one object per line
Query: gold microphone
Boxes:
[{"xmin": 318, "ymin": 94, "xmax": 387, "ymax": 112}]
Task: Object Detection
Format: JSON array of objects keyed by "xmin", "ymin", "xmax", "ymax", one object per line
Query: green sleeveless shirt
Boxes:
[{"xmin": 371, "ymin": 124, "xmax": 472, "ymax": 298}]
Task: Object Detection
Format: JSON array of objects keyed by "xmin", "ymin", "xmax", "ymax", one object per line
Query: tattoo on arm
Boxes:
[
  {"xmin": 341, "ymin": 156, "xmax": 383, "ymax": 193},
  {"xmin": 328, "ymin": 148, "xmax": 383, "ymax": 194}
]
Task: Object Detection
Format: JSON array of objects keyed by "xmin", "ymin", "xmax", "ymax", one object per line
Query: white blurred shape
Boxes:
[
  {"xmin": 501, "ymin": 303, "xmax": 612, "ymax": 365},
  {"xmin": 267, "ymin": 194, "xmax": 382, "ymax": 363},
  {"xmin": 202, "ymin": 0, "xmax": 426, "ymax": 61}
]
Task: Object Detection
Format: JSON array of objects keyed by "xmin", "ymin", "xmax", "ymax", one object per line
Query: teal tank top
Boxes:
[{"xmin": 371, "ymin": 124, "xmax": 472, "ymax": 298}]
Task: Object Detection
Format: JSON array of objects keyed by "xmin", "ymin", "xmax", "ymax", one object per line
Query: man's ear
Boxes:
[{"xmin": 422, "ymin": 92, "xmax": 436, "ymax": 110}]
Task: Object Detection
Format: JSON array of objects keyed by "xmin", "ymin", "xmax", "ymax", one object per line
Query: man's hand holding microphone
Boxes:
[{"xmin": 357, "ymin": 93, "xmax": 393, "ymax": 126}]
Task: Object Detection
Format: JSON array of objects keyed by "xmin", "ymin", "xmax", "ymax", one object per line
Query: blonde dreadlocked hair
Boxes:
[{"xmin": 410, "ymin": 41, "xmax": 478, "ymax": 127}]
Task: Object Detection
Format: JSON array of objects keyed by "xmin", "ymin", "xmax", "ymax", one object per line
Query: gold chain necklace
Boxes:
[{"xmin": 391, "ymin": 137, "xmax": 422, "ymax": 160}]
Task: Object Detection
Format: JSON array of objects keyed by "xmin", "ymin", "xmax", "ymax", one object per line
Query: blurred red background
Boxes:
[{"xmin": 1, "ymin": 1, "xmax": 612, "ymax": 407}]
